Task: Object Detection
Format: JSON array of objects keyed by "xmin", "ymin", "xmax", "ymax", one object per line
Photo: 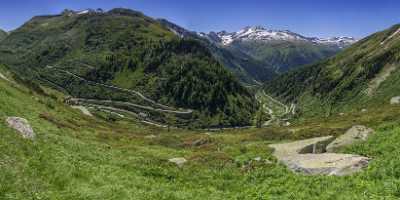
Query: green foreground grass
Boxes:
[{"xmin": 1, "ymin": 72, "xmax": 400, "ymax": 199}]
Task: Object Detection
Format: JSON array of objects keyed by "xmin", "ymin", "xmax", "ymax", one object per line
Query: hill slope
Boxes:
[
  {"xmin": 0, "ymin": 9, "xmax": 255, "ymax": 126},
  {"xmin": 266, "ymin": 24, "xmax": 400, "ymax": 116}
]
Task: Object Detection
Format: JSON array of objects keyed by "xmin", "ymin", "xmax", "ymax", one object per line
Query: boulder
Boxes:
[
  {"xmin": 282, "ymin": 153, "xmax": 370, "ymax": 176},
  {"xmin": 6, "ymin": 117, "xmax": 35, "ymax": 139},
  {"xmin": 390, "ymin": 96, "xmax": 400, "ymax": 105},
  {"xmin": 269, "ymin": 136, "xmax": 370, "ymax": 176},
  {"xmin": 326, "ymin": 125, "xmax": 374, "ymax": 153},
  {"xmin": 168, "ymin": 157, "xmax": 187, "ymax": 167}
]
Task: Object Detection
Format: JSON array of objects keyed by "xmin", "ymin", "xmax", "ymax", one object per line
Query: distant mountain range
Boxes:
[
  {"xmin": 201, "ymin": 26, "xmax": 357, "ymax": 75},
  {"xmin": 202, "ymin": 26, "xmax": 356, "ymax": 48},
  {"xmin": 159, "ymin": 20, "xmax": 357, "ymax": 83}
]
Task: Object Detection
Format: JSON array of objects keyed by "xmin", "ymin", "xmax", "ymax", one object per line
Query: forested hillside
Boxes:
[
  {"xmin": 0, "ymin": 9, "xmax": 255, "ymax": 127},
  {"xmin": 266, "ymin": 24, "xmax": 400, "ymax": 116}
]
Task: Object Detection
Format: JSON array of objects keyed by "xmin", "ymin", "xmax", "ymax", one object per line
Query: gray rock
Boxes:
[
  {"xmin": 168, "ymin": 157, "xmax": 187, "ymax": 167},
  {"xmin": 269, "ymin": 136, "xmax": 370, "ymax": 176},
  {"xmin": 144, "ymin": 134, "xmax": 157, "ymax": 139},
  {"xmin": 254, "ymin": 157, "xmax": 262, "ymax": 161},
  {"xmin": 390, "ymin": 96, "xmax": 400, "ymax": 105},
  {"xmin": 326, "ymin": 125, "xmax": 374, "ymax": 153},
  {"xmin": 6, "ymin": 117, "xmax": 35, "ymax": 139}
]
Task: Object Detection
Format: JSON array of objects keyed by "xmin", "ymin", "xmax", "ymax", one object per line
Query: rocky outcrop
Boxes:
[
  {"xmin": 269, "ymin": 136, "xmax": 370, "ymax": 176},
  {"xmin": 391, "ymin": 96, "xmax": 400, "ymax": 105},
  {"xmin": 6, "ymin": 117, "xmax": 35, "ymax": 139},
  {"xmin": 326, "ymin": 125, "xmax": 374, "ymax": 153}
]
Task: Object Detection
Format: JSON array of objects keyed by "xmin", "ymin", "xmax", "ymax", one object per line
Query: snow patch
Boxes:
[{"xmin": 77, "ymin": 10, "xmax": 90, "ymax": 15}]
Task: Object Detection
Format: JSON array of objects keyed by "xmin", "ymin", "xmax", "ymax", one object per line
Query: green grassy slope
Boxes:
[
  {"xmin": 0, "ymin": 9, "xmax": 255, "ymax": 127},
  {"xmin": 266, "ymin": 24, "xmax": 400, "ymax": 116},
  {"xmin": 2, "ymin": 63, "xmax": 400, "ymax": 199}
]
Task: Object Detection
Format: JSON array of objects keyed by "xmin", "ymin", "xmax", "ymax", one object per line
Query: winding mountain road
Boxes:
[{"xmin": 46, "ymin": 65, "xmax": 193, "ymax": 114}]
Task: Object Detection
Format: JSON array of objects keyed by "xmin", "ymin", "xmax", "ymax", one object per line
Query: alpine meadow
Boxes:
[{"xmin": 1, "ymin": 1, "xmax": 400, "ymax": 199}]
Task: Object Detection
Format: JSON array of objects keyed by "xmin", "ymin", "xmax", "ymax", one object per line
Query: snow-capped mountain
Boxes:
[
  {"xmin": 61, "ymin": 9, "xmax": 104, "ymax": 17},
  {"xmin": 203, "ymin": 26, "xmax": 357, "ymax": 48}
]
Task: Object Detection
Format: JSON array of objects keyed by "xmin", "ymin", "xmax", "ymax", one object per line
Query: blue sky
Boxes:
[{"xmin": 0, "ymin": 0, "xmax": 399, "ymax": 38}]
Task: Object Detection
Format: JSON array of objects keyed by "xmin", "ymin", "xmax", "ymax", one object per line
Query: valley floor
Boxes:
[{"xmin": 1, "ymin": 73, "xmax": 400, "ymax": 199}]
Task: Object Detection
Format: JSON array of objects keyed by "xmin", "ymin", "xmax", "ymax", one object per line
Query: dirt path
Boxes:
[
  {"xmin": 0, "ymin": 72, "xmax": 10, "ymax": 82},
  {"xmin": 366, "ymin": 63, "xmax": 398, "ymax": 96},
  {"xmin": 381, "ymin": 27, "xmax": 400, "ymax": 45},
  {"xmin": 71, "ymin": 106, "xmax": 93, "ymax": 117}
]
